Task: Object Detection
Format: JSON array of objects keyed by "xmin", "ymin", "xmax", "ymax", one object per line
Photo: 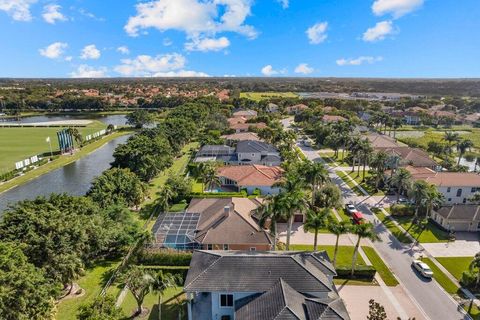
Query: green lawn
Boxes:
[
  {"xmin": 398, "ymin": 128, "xmax": 480, "ymax": 151},
  {"xmin": 420, "ymin": 258, "xmax": 460, "ymax": 294},
  {"xmin": 239, "ymin": 91, "xmax": 298, "ymax": 101},
  {"xmin": 290, "ymin": 245, "xmax": 366, "ymax": 267},
  {"xmin": 335, "ymin": 170, "xmax": 364, "ymax": 196},
  {"xmin": 169, "ymin": 203, "xmax": 188, "ymax": 212},
  {"xmin": 0, "ymin": 120, "xmax": 106, "ymax": 172},
  {"xmin": 336, "ymin": 207, "xmax": 351, "ymax": 222},
  {"xmin": 120, "ymin": 287, "xmax": 186, "ymax": 320},
  {"xmin": 192, "ymin": 181, "xmax": 203, "ymax": 193},
  {"xmin": 344, "ymin": 170, "xmax": 385, "ymax": 196},
  {"xmin": 393, "ymin": 216, "xmax": 449, "ymax": 243},
  {"xmin": 322, "ymin": 151, "xmax": 350, "ymax": 166},
  {"xmin": 56, "ymin": 260, "xmax": 120, "ymax": 320},
  {"xmin": 373, "ymin": 209, "xmax": 413, "ymax": 244},
  {"xmin": 437, "ymin": 257, "xmax": 474, "ymax": 281},
  {"xmin": 362, "ymin": 246, "xmax": 398, "ymax": 286}
]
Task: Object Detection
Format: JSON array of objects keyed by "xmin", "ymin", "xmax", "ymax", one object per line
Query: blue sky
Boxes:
[{"xmin": 0, "ymin": 0, "xmax": 479, "ymax": 78}]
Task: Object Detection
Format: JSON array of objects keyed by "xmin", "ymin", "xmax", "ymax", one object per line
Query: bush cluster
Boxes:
[
  {"xmin": 390, "ymin": 204, "xmax": 414, "ymax": 216},
  {"xmin": 335, "ymin": 265, "xmax": 376, "ymax": 281},
  {"xmin": 136, "ymin": 250, "xmax": 192, "ymax": 266}
]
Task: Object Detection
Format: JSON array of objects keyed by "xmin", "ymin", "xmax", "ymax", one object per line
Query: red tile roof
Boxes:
[{"xmin": 217, "ymin": 165, "xmax": 283, "ymax": 187}]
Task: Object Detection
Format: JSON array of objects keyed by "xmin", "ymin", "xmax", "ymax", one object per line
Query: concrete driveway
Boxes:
[{"xmin": 422, "ymin": 241, "xmax": 480, "ymax": 257}]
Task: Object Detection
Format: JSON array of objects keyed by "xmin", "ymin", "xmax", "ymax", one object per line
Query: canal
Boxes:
[{"xmin": 0, "ymin": 114, "xmax": 129, "ymax": 213}]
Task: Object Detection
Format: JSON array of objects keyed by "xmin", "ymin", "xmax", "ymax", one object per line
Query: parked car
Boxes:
[
  {"xmin": 352, "ymin": 211, "xmax": 365, "ymax": 225},
  {"xmin": 412, "ymin": 260, "xmax": 433, "ymax": 278},
  {"xmin": 397, "ymin": 198, "xmax": 410, "ymax": 205},
  {"xmin": 345, "ymin": 204, "xmax": 356, "ymax": 215}
]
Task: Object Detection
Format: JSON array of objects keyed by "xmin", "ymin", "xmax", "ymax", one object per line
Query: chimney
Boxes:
[{"xmin": 224, "ymin": 206, "xmax": 230, "ymax": 217}]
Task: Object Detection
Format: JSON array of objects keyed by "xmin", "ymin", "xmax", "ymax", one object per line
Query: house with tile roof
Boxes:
[
  {"xmin": 221, "ymin": 132, "xmax": 263, "ymax": 144},
  {"xmin": 378, "ymin": 147, "xmax": 438, "ymax": 169},
  {"xmin": 432, "ymin": 205, "xmax": 480, "ymax": 232},
  {"xmin": 406, "ymin": 166, "xmax": 480, "ymax": 204},
  {"xmin": 184, "ymin": 250, "xmax": 350, "ymax": 320},
  {"xmin": 217, "ymin": 164, "xmax": 283, "ymax": 194},
  {"xmin": 322, "ymin": 115, "xmax": 347, "ymax": 123},
  {"xmin": 229, "ymin": 122, "xmax": 267, "ymax": 133},
  {"xmin": 365, "ymin": 133, "xmax": 400, "ymax": 149},
  {"xmin": 233, "ymin": 109, "xmax": 258, "ymax": 119},
  {"xmin": 286, "ymin": 104, "xmax": 308, "ymax": 115}
]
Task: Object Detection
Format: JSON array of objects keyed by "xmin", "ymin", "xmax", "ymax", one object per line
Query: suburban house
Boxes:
[
  {"xmin": 432, "ymin": 205, "xmax": 480, "ymax": 232},
  {"xmin": 232, "ymin": 109, "xmax": 257, "ymax": 119},
  {"xmin": 227, "ymin": 117, "xmax": 247, "ymax": 126},
  {"xmin": 217, "ymin": 164, "xmax": 283, "ymax": 194},
  {"xmin": 151, "ymin": 198, "xmax": 273, "ymax": 250},
  {"xmin": 195, "ymin": 140, "xmax": 281, "ymax": 166},
  {"xmin": 366, "ymin": 133, "xmax": 400, "ymax": 149},
  {"xmin": 406, "ymin": 166, "xmax": 480, "ymax": 204},
  {"xmin": 221, "ymin": 132, "xmax": 262, "ymax": 145},
  {"xmin": 229, "ymin": 122, "xmax": 267, "ymax": 133},
  {"xmin": 266, "ymin": 102, "xmax": 279, "ymax": 113},
  {"xmin": 404, "ymin": 113, "xmax": 422, "ymax": 125},
  {"xmin": 322, "ymin": 115, "xmax": 347, "ymax": 123},
  {"xmin": 286, "ymin": 103, "xmax": 308, "ymax": 115},
  {"xmin": 377, "ymin": 147, "xmax": 438, "ymax": 169},
  {"xmin": 184, "ymin": 250, "xmax": 350, "ymax": 320}
]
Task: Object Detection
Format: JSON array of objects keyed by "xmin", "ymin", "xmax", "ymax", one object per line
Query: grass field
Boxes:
[
  {"xmin": 398, "ymin": 128, "xmax": 480, "ymax": 151},
  {"xmin": 437, "ymin": 257, "xmax": 474, "ymax": 281},
  {"xmin": 239, "ymin": 91, "xmax": 298, "ymax": 101},
  {"xmin": 362, "ymin": 246, "xmax": 399, "ymax": 286},
  {"xmin": 0, "ymin": 120, "xmax": 106, "ymax": 172},
  {"xmin": 393, "ymin": 216, "xmax": 450, "ymax": 243},
  {"xmin": 56, "ymin": 260, "xmax": 120, "ymax": 320},
  {"xmin": 420, "ymin": 258, "xmax": 460, "ymax": 294},
  {"xmin": 290, "ymin": 245, "xmax": 366, "ymax": 267},
  {"xmin": 335, "ymin": 170, "xmax": 364, "ymax": 196},
  {"xmin": 373, "ymin": 209, "xmax": 413, "ymax": 244}
]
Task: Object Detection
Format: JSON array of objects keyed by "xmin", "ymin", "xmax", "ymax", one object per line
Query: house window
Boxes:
[
  {"xmin": 448, "ymin": 198, "xmax": 452, "ymax": 202},
  {"xmin": 223, "ymin": 244, "xmax": 229, "ymax": 250},
  {"xmin": 447, "ymin": 187, "xmax": 451, "ymax": 193},
  {"xmin": 477, "ymin": 222, "xmax": 480, "ymax": 230},
  {"xmin": 472, "ymin": 187, "xmax": 477, "ymax": 193},
  {"xmin": 220, "ymin": 294, "xmax": 234, "ymax": 308},
  {"xmin": 250, "ymin": 247, "xmax": 256, "ymax": 251},
  {"xmin": 207, "ymin": 244, "xmax": 213, "ymax": 250},
  {"xmin": 463, "ymin": 198, "xmax": 467, "ymax": 204},
  {"xmin": 457, "ymin": 189, "xmax": 463, "ymax": 197}
]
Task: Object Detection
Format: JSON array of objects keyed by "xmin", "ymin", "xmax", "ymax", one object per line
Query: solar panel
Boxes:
[{"xmin": 152, "ymin": 212, "xmax": 201, "ymax": 250}]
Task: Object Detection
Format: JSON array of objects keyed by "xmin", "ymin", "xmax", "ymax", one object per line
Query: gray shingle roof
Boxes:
[
  {"xmin": 235, "ymin": 278, "xmax": 350, "ymax": 320},
  {"xmin": 184, "ymin": 250, "xmax": 334, "ymax": 294},
  {"xmin": 436, "ymin": 205, "xmax": 480, "ymax": 221},
  {"xmin": 236, "ymin": 140, "xmax": 278, "ymax": 154}
]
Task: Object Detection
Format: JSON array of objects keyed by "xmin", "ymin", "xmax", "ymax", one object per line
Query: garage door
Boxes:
[
  {"xmin": 294, "ymin": 214, "xmax": 304, "ymax": 223},
  {"xmin": 451, "ymin": 223, "xmax": 470, "ymax": 232}
]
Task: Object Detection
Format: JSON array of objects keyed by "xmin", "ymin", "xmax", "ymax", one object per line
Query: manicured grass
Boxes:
[
  {"xmin": 344, "ymin": 170, "xmax": 385, "ymax": 196},
  {"xmin": 0, "ymin": 120, "xmax": 107, "ymax": 172},
  {"xmin": 420, "ymin": 258, "xmax": 460, "ymax": 294},
  {"xmin": 393, "ymin": 216, "xmax": 450, "ymax": 243},
  {"xmin": 0, "ymin": 131, "xmax": 131, "ymax": 194},
  {"xmin": 362, "ymin": 246, "xmax": 399, "ymax": 286},
  {"xmin": 437, "ymin": 257, "xmax": 474, "ymax": 281},
  {"xmin": 239, "ymin": 91, "xmax": 298, "ymax": 101},
  {"xmin": 399, "ymin": 128, "xmax": 480, "ymax": 151},
  {"xmin": 322, "ymin": 151, "xmax": 349, "ymax": 166},
  {"xmin": 56, "ymin": 260, "xmax": 121, "ymax": 320},
  {"xmin": 290, "ymin": 245, "xmax": 366, "ymax": 267},
  {"xmin": 336, "ymin": 207, "xmax": 351, "ymax": 222},
  {"xmin": 373, "ymin": 209, "xmax": 413, "ymax": 244},
  {"xmin": 169, "ymin": 203, "xmax": 188, "ymax": 212},
  {"xmin": 335, "ymin": 170, "xmax": 364, "ymax": 196},
  {"xmin": 333, "ymin": 278, "xmax": 377, "ymax": 286},
  {"xmin": 192, "ymin": 181, "xmax": 203, "ymax": 193},
  {"xmin": 120, "ymin": 287, "xmax": 186, "ymax": 320}
]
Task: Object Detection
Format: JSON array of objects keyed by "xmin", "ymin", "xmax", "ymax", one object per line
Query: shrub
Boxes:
[
  {"xmin": 336, "ymin": 265, "xmax": 376, "ymax": 281},
  {"xmin": 390, "ymin": 204, "xmax": 414, "ymax": 216},
  {"xmin": 461, "ymin": 270, "xmax": 478, "ymax": 288},
  {"xmin": 140, "ymin": 266, "xmax": 189, "ymax": 285},
  {"xmin": 136, "ymin": 249, "xmax": 192, "ymax": 266},
  {"xmin": 252, "ymin": 188, "xmax": 261, "ymax": 196}
]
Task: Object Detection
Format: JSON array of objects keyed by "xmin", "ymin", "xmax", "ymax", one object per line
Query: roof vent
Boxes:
[{"xmin": 224, "ymin": 206, "xmax": 230, "ymax": 216}]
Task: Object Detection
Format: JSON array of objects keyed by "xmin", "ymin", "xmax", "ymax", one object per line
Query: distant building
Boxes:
[
  {"xmin": 217, "ymin": 164, "xmax": 283, "ymax": 195},
  {"xmin": 365, "ymin": 133, "xmax": 400, "ymax": 149},
  {"xmin": 221, "ymin": 132, "xmax": 263, "ymax": 145},
  {"xmin": 378, "ymin": 147, "xmax": 437, "ymax": 169},
  {"xmin": 286, "ymin": 104, "xmax": 308, "ymax": 115},
  {"xmin": 229, "ymin": 122, "xmax": 267, "ymax": 133},
  {"xmin": 322, "ymin": 115, "xmax": 347, "ymax": 123},
  {"xmin": 266, "ymin": 103, "xmax": 279, "ymax": 113},
  {"xmin": 432, "ymin": 205, "xmax": 480, "ymax": 232},
  {"xmin": 233, "ymin": 109, "xmax": 257, "ymax": 119},
  {"xmin": 184, "ymin": 250, "xmax": 350, "ymax": 320}
]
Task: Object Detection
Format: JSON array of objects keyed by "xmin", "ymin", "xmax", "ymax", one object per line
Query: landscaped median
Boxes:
[
  {"xmin": 335, "ymin": 170, "xmax": 365, "ymax": 196},
  {"xmin": 371, "ymin": 208, "xmax": 413, "ymax": 244},
  {"xmin": 362, "ymin": 246, "xmax": 399, "ymax": 286}
]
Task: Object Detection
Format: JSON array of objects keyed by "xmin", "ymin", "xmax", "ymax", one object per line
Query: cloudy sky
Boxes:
[{"xmin": 0, "ymin": 0, "xmax": 479, "ymax": 78}]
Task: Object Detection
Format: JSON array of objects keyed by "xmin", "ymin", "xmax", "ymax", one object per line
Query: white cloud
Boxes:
[
  {"xmin": 363, "ymin": 20, "xmax": 394, "ymax": 42},
  {"xmin": 336, "ymin": 56, "xmax": 383, "ymax": 66},
  {"xmin": 117, "ymin": 46, "xmax": 130, "ymax": 55},
  {"xmin": 294, "ymin": 63, "xmax": 314, "ymax": 74},
  {"xmin": 124, "ymin": 0, "xmax": 257, "ymax": 39},
  {"xmin": 39, "ymin": 42, "xmax": 68, "ymax": 59},
  {"xmin": 80, "ymin": 44, "xmax": 101, "ymax": 60},
  {"xmin": 372, "ymin": 0, "xmax": 423, "ymax": 18},
  {"xmin": 261, "ymin": 65, "xmax": 286, "ymax": 77},
  {"xmin": 306, "ymin": 22, "xmax": 328, "ymax": 44},
  {"xmin": 42, "ymin": 4, "xmax": 66, "ymax": 24},
  {"xmin": 0, "ymin": 0, "xmax": 37, "ymax": 21},
  {"xmin": 114, "ymin": 53, "xmax": 208, "ymax": 77},
  {"xmin": 163, "ymin": 38, "xmax": 173, "ymax": 46},
  {"xmin": 277, "ymin": 0, "xmax": 288, "ymax": 9},
  {"xmin": 70, "ymin": 65, "xmax": 108, "ymax": 78},
  {"xmin": 65, "ymin": 56, "xmax": 72, "ymax": 61},
  {"xmin": 185, "ymin": 36, "xmax": 230, "ymax": 52}
]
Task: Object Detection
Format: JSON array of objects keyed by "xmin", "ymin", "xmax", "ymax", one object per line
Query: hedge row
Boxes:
[
  {"xmin": 390, "ymin": 204, "xmax": 414, "ymax": 216},
  {"xmin": 335, "ymin": 265, "xmax": 376, "ymax": 281},
  {"xmin": 136, "ymin": 250, "xmax": 192, "ymax": 266},
  {"xmin": 191, "ymin": 191, "xmax": 247, "ymax": 198},
  {"xmin": 139, "ymin": 266, "xmax": 189, "ymax": 285}
]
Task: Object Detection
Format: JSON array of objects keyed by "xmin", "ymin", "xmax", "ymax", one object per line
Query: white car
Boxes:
[
  {"xmin": 412, "ymin": 260, "xmax": 434, "ymax": 278},
  {"xmin": 345, "ymin": 204, "xmax": 356, "ymax": 215}
]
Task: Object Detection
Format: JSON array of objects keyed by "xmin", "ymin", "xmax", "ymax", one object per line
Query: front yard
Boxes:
[
  {"xmin": 393, "ymin": 216, "xmax": 450, "ymax": 243},
  {"xmin": 436, "ymin": 257, "xmax": 474, "ymax": 281},
  {"xmin": 372, "ymin": 209, "xmax": 413, "ymax": 244}
]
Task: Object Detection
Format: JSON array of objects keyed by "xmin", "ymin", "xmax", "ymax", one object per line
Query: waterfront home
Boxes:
[{"xmin": 217, "ymin": 164, "xmax": 283, "ymax": 194}]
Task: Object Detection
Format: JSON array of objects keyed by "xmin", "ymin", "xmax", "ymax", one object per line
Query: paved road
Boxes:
[{"xmin": 294, "ymin": 138, "xmax": 468, "ymax": 320}]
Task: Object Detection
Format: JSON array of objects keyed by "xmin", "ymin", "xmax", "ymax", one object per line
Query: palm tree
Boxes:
[
  {"xmin": 469, "ymin": 252, "xmax": 480, "ymax": 288},
  {"xmin": 424, "ymin": 183, "xmax": 444, "ymax": 217},
  {"xmin": 409, "ymin": 180, "xmax": 429, "ymax": 218},
  {"xmin": 358, "ymin": 139, "xmax": 373, "ymax": 181},
  {"xmin": 444, "ymin": 131, "xmax": 460, "ymax": 155},
  {"xmin": 348, "ymin": 137, "xmax": 362, "ymax": 173},
  {"xmin": 351, "ymin": 223, "xmax": 380, "ymax": 276},
  {"xmin": 198, "ymin": 161, "xmax": 220, "ymax": 192},
  {"xmin": 277, "ymin": 189, "xmax": 308, "ymax": 250},
  {"xmin": 300, "ymin": 161, "xmax": 329, "ymax": 204},
  {"xmin": 304, "ymin": 208, "xmax": 329, "ymax": 251},
  {"xmin": 457, "ymin": 139, "xmax": 474, "ymax": 165},
  {"xmin": 153, "ymin": 272, "xmax": 180, "ymax": 320},
  {"xmin": 370, "ymin": 151, "xmax": 389, "ymax": 190},
  {"xmin": 313, "ymin": 183, "xmax": 343, "ymax": 209},
  {"xmin": 327, "ymin": 220, "xmax": 351, "ymax": 268},
  {"xmin": 257, "ymin": 196, "xmax": 283, "ymax": 251},
  {"xmin": 392, "ymin": 118, "xmax": 403, "ymax": 139},
  {"xmin": 122, "ymin": 266, "xmax": 156, "ymax": 316},
  {"xmin": 67, "ymin": 127, "xmax": 83, "ymax": 148},
  {"xmin": 155, "ymin": 185, "xmax": 176, "ymax": 212},
  {"xmin": 391, "ymin": 168, "xmax": 412, "ymax": 201}
]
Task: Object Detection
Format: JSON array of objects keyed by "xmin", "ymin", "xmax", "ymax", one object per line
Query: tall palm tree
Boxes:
[
  {"xmin": 300, "ymin": 161, "xmax": 329, "ymax": 204},
  {"xmin": 469, "ymin": 252, "xmax": 480, "ymax": 288},
  {"xmin": 153, "ymin": 272, "xmax": 180, "ymax": 320},
  {"xmin": 370, "ymin": 151, "xmax": 389, "ymax": 190},
  {"xmin": 304, "ymin": 208, "xmax": 329, "ymax": 251},
  {"xmin": 156, "ymin": 185, "xmax": 175, "ymax": 212},
  {"xmin": 277, "ymin": 189, "xmax": 308, "ymax": 250},
  {"xmin": 391, "ymin": 168, "xmax": 412, "ymax": 201},
  {"xmin": 392, "ymin": 118, "xmax": 403, "ymax": 139},
  {"xmin": 358, "ymin": 139, "xmax": 373, "ymax": 181},
  {"xmin": 424, "ymin": 183, "xmax": 444, "ymax": 217},
  {"xmin": 257, "ymin": 196, "xmax": 283, "ymax": 251},
  {"xmin": 444, "ymin": 131, "xmax": 460, "ymax": 155},
  {"xmin": 409, "ymin": 180, "xmax": 429, "ymax": 218},
  {"xmin": 348, "ymin": 137, "xmax": 362, "ymax": 173},
  {"xmin": 351, "ymin": 223, "xmax": 380, "ymax": 276},
  {"xmin": 198, "ymin": 161, "xmax": 220, "ymax": 192},
  {"xmin": 457, "ymin": 139, "xmax": 474, "ymax": 165},
  {"xmin": 327, "ymin": 220, "xmax": 351, "ymax": 268}
]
